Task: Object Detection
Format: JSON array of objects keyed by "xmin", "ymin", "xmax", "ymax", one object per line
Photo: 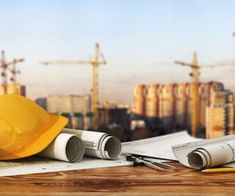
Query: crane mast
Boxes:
[
  {"xmin": 175, "ymin": 52, "xmax": 200, "ymax": 136},
  {"xmin": 92, "ymin": 43, "xmax": 100, "ymax": 129},
  {"xmin": 191, "ymin": 52, "xmax": 200, "ymax": 137},
  {"xmin": 1, "ymin": 51, "xmax": 7, "ymax": 93}
]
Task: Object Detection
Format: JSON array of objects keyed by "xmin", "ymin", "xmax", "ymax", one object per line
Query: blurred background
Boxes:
[{"xmin": 1, "ymin": 0, "xmax": 235, "ymax": 141}]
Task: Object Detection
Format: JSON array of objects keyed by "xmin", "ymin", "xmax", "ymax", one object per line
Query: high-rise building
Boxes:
[
  {"xmin": 98, "ymin": 107, "xmax": 129, "ymax": 129},
  {"xmin": 45, "ymin": 94, "xmax": 91, "ymax": 129},
  {"xmin": 206, "ymin": 91, "xmax": 235, "ymax": 138},
  {"xmin": 46, "ymin": 94, "xmax": 91, "ymax": 114},
  {"xmin": 158, "ymin": 83, "xmax": 175, "ymax": 132},
  {"xmin": 145, "ymin": 84, "xmax": 158, "ymax": 118},
  {"xmin": 175, "ymin": 83, "xmax": 188, "ymax": 130},
  {"xmin": 206, "ymin": 105, "xmax": 225, "ymax": 138},
  {"xmin": 133, "ymin": 84, "xmax": 146, "ymax": 117},
  {"xmin": 131, "ymin": 81, "xmax": 234, "ymax": 138}
]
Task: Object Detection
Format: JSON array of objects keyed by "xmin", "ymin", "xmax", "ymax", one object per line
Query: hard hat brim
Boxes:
[{"xmin": 0, "ymin": 114, "xmax": 68, "ymax": 160}]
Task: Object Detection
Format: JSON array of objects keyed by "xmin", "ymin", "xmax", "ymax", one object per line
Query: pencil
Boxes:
[{"xmin": 201, "ymin": 167, "xmax": 235, "ymax": 173}]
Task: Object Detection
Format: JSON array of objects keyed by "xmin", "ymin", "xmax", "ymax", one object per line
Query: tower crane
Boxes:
[
  {"xmin": 9, "ymin": 58, "xmax": 21, "ymax": 85},
  {"xmin": 174, "ymin": 52, "xmax": 230, "ymax": 137},
  {"xmin": 0, "ymin": 50, "xmax": 25, "ymax": 94},
  {"xmin": 40, "ymin": 43, "xmax": 107, "ymax": 130}
]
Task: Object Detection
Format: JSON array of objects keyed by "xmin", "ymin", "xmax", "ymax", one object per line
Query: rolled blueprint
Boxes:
[
  {"xmin": 187, "ymin": 140, "xmax": 235, "ymax": 169},
  {"xmin": 62, "ymin": 128, "xmax": 121, "ymax": 160},
  {"xmin": 39, "ymin": 133, "xmax": 85, "ymax": 162}
]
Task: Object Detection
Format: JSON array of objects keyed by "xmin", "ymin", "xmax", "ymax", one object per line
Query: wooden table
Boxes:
[{"xmin": 0, "ymin": 162, "xmax": 235, "ymax": 195}]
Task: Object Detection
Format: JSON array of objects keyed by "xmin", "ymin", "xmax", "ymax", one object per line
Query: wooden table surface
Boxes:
[{"xmin": 0, "ymin": 162, "xmax": 235, "ymax": 195}]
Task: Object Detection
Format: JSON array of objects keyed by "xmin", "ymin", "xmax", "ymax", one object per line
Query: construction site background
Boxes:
[{"xmin": 1, "ymin": 48, "xmax": 235, "ymax": 142}]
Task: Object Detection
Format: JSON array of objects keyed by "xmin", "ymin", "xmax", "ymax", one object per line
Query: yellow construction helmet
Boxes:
[{"xmin": 0, "ymin": 94, "xmax": 68, "ymax": 160}]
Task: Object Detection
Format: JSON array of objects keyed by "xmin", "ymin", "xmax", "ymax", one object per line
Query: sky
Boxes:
[{"xmin": 0, "ymin": 0, "xmax": 235, "ymax": 104}]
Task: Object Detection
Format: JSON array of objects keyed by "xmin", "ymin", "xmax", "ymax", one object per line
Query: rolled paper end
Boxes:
[
  {"xmin": 66, "ymin": 136, "xmax": 85, "ymax": 162},
  {"xmin": 187, "ymin": 149, "xmax": 208, "ymax": 170},
  {"xmin": 103, "ymin": 136, "xmax": 121, "ymax": 160},
  {"xmin": 39, "ymin": 133, "xmax": 85, "ymax": 163}
]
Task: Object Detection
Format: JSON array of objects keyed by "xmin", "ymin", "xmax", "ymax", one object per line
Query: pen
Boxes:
[{"xmin": 201, "ymin": 168, "xmax": 235, "ymax": 173}]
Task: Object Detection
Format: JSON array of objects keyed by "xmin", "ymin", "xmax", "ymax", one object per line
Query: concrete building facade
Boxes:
[
  {"xmin": 132, "ymin": 81, "xmax": 235, "ymax": 138},
  {"xmin": 46, "ymin": 94, "xmax": 91, "ymax": 114},
  {"xmin": 133, "ymin": 84, "xmax": 146, "ymax": 117},
  {"xmin": 206, "ymin": 91, "xmax": 235, "ymax": 138}
]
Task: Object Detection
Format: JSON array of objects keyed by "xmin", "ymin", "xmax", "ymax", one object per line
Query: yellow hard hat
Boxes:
[{"xmin": 0, "ymin": 94, "xmax": 68, "ymax": 160}]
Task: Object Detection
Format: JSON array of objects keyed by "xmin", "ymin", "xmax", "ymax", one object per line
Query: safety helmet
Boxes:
[{"xmin": 0, "ymin": 94, "xmax": 68, "ymax": 160}]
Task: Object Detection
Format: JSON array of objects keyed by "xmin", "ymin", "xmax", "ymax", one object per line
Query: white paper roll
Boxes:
[
  {"xmin": 39, "ymin": 133, "xmax": 85, "ymax": 162},
  {"xmin": 187, "ymin": 140, "xmax": 235, "ymax": 169},
  {"xmin": 62, "ymin": 128, "xmax": 121, "ymax": 160}
]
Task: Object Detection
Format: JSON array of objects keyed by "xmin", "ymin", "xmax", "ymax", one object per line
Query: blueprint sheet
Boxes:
[
  {"xmin": 0, "ymin": 156, "xmax": 131, "ymax": 177},
  {"xmin": 122, "ymin": 131, "xmax": 199, "ymax": 160}
]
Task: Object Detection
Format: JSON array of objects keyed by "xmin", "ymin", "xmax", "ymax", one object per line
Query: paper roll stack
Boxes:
[{"xmin": 39, "ymin": 129, "xmax": 121, "ymax": 163}]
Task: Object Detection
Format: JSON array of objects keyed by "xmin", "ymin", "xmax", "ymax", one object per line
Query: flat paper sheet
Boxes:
[
  {"xmin": 122, "ymin": 131, "xmax": 199, "ymax": 160},
  {"xmin": 0, "ymin": 157, "xmax": 131, "ymax": 177}
]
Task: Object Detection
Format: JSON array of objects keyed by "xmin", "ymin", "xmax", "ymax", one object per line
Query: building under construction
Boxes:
[
  {"xmin": 132, "ymin": 81, "xmax": 235, "ymax": 138},
  {"xmin": 0, "ymin": 51, "xmax": 25, "ymax": 96},
  {"xmin": 98, "ymin": 107, "xmax": 130, "ymax": 141},
  {"xmin": 0, "ymin": 84, "xmax": 26, "ymax": 96},
  {"xmin": 206, "ymin": 90, "xmax": 234, "ymax": 138},
  {"xmin": 35, "ymin": 94, "xmax": 93, "ymax": 130}
]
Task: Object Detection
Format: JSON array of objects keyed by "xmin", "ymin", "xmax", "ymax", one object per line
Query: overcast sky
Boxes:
[{"xmin": 0, "ymin": 0, "xmax": 235, "ymax": 103}]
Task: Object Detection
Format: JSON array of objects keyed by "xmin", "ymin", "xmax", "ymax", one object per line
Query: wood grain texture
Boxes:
[{"xmin": 0, "ymin": 162, "xmax": 235, "ymax": 194}]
